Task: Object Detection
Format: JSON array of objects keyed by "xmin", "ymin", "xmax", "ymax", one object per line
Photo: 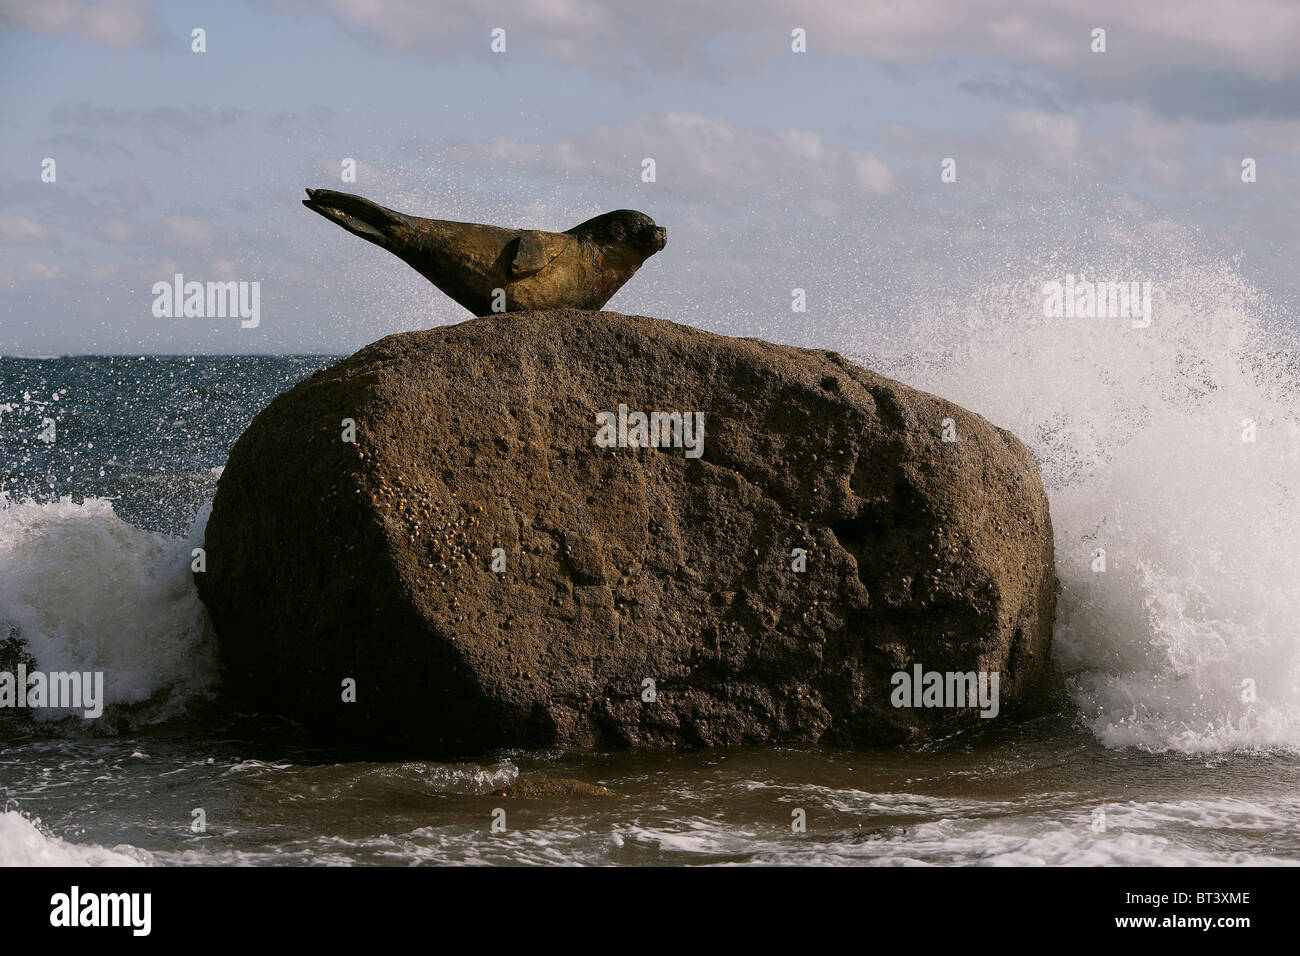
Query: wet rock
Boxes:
[{"xmin": 195, "ymin": 309, "xmax": 1056, "ymax": 755}]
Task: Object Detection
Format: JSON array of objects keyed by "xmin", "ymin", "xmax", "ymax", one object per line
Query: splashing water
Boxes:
[
  {"xmin": 863, "ymin": 260, "xmax": 1300, "ymax": 752},
  {"xmin": 0, "ymin": 495, "xmax": 219, "ymax": 722}
]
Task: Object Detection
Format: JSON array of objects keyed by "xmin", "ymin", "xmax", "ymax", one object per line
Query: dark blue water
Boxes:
[{"xmin": 0, "ymin": 356, "xmax": 334, "ymax": 533}]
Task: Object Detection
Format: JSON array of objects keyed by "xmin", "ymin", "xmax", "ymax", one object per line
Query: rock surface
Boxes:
[{"xmin": 195, "ymin": 310, "xmax": 1056, "ymax": 756}]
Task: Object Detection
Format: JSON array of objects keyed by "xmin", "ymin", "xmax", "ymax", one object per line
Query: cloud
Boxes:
[
  {"xmin": 266, "ymin": 106, "xmax": 336, "ymax": 134},
  {"xmin": 161, "ymin": 214, "xmax": 217, "ymax": 247},
  {"xmin": 282, "ymin": 0, "xmax": 1300, "ymax": 110},
  {"xmin": 0, "ymin": 260, "xmax": 61, "ymax": 282},
  {"xmin": 50, "ymin": 102, "xmax": 247, "ymax": 138},
  {"xmin": 97, "ymin": 218, "xmax": 134, "ymax": 243},
  {"xmin": 1004, "ymin": 109, "xmax": 1080, "ymax": 153},
  {"xmin": 0, "ymin": 0, "xmax": 162, "ymax": 47},
  {"xmin": 35, "ymin": 132, "xmax": 136, "ymax": 161},
  {"xmin": 105, "ymin": 177, "xmax": 153, "ymax": 208},
  {"xmin": 409, "ymin": 113, "xmax": 893, "ymax": 214},
  {"xmin": 1129, "ymin": 69, "xmax": 1300, "ymax": 123},
  {"xmin": 45, "ymin": 103, "xmax": 247, "ymax": 159},
  {"xmin": 0, "ymin": 215, "xmax": 52, "ymax": 244},
  {"xmin": 959, "ymin": 75, "xmax": 1065, "ymax": 113}
]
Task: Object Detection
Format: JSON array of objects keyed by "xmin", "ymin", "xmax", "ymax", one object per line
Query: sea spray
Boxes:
[
  {"xmin": 0, "ymin": 495, "xmax": 219, "ymax": 722},
  {"xmin": 864, "ymin": 259, "xmax": 1300, "ymax": 753},
  {"xmin": 0, "ymin": 811, "xmax": 150, "ymax": 866}
]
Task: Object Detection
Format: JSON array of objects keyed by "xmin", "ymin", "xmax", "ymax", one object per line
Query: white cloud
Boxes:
[
  {"xmin": 0, "ymin": 215, "xmax": 51, "ymax": 244},
  {"xmin": 161, "ymin": 215, "xmax": 217, "ymax": 247},
  {"xmin": 291, "ymin": 0, "xmax": 1300, "ymax": 85},
  {"xmin": 0, "ymin": 0, "xmax": 160, "ymax": 47},
  {"xmin": 98, "ymin": 219, "xmax": 134, "ymax": 243},
  {"xmin": 421, "ymin": 113, "xmax": 893, "ymax": 208},
  {"xmin": 0, "ymin": 261, "xmax": 61, "ymax": 282},
  {"xmin": 1005, "ymin": 110, "xmax": 1080, "ymax": 153}
]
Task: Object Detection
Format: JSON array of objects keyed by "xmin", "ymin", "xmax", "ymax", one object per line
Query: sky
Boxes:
[{"xmin": 1, "ymin": 0, "xmax": 1298, "ymax": 355}]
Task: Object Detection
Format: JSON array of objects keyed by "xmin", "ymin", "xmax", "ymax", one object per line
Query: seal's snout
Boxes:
[{"xmin": 635, "ymin": 218, "xmax": 667, "ymax": 256}]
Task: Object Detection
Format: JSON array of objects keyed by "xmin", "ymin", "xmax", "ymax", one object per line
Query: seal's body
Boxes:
[{"xmin": 303, "ymin": 189, "xmax": 666, "ymax": 315}]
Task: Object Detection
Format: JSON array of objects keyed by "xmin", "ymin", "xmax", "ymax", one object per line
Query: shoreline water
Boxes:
[{"xmin": 3, "ymin": 708, "xmax": 1298, "ymax": 866}]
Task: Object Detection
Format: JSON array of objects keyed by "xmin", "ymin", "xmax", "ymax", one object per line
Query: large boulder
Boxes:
[{"xmin": 196, "ymin": 310, "xmax": 1056, "ymax": 755}]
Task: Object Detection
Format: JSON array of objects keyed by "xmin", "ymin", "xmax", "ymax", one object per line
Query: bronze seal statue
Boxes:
[{"xmin": 303, "ymin": 188, "xmax": 666, "ymax": 315}]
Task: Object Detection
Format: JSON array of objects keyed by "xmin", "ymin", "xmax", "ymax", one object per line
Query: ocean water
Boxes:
[{"xmin": 2, "ymin": 273, "xmax": 1298, "ymax": 866}]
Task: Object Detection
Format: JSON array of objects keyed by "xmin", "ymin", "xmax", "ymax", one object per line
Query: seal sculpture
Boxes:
[{"xmin": 303, "ymin": 188, "xmax": 666, "ymax": 315}]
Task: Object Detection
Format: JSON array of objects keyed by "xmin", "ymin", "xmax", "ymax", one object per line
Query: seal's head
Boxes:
[{"xmin": 570, "ymin": 209, "xmax": 667, "ymax": 262}]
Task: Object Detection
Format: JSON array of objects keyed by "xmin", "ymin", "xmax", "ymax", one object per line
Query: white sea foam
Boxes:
[
  {"xmin": 865, "ymin": 259, "xmax": 1300, "ymax": 753},
  {"xmin": 0, "ymin": 495, "xmax": 219, "ymax": 721},
  {"xmin": 0, "ymin": 811, "xmax": 151, "ymax": 866},
  {"xmin": 613, "ymin": 796, "xmax": 1300, "ymax": 866}
]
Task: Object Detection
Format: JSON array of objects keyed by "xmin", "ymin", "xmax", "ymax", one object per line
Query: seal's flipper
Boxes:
[
  {"xmin": 510, "ymin": 231, "xmax": 571, "ymax": 279},
  {"xmin": 303, "ymin": 188, "xmax": 409, "ymax": 250}
]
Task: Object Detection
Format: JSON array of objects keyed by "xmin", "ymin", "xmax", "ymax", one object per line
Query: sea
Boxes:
[{"xmin": 2, "ymin": 275, "xmax": 1298, "ymax": 866}]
